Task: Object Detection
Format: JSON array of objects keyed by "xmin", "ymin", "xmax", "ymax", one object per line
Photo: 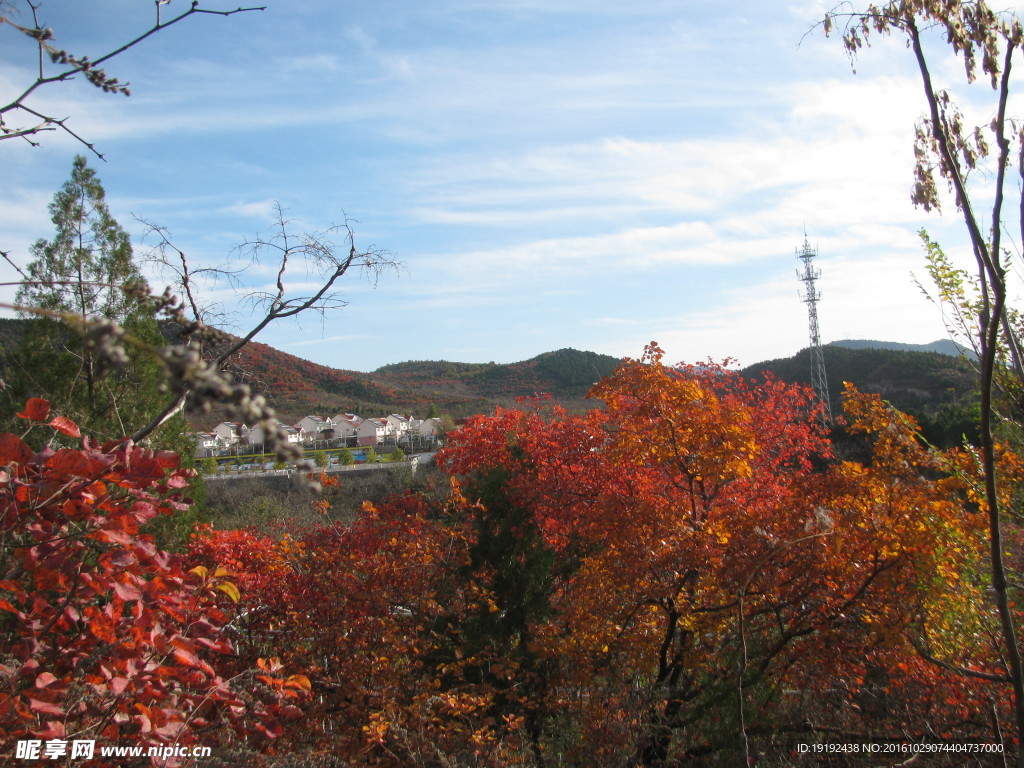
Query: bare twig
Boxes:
[
  {"xmin": 129, "ymin": 207, "xmax": 398, "ymax": 449},
  {"xmin": 0, "ymin": 0, "xmax": 266, "ymax": 157}
]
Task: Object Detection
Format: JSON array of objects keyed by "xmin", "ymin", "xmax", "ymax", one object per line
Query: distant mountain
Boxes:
[
  {"xmin": 213, "ymin": 341, "xmax": 623, "ymax": 423},
  {"xmin": 375, "ymin": 348, "xmax": 619, "ymax": 398},
  {"xmin": 0, "ymin": 316, "xmax": 983, "ymax": 446},
  {"xmin": 745, "ymin": 345, "xmax": 976, "ymax": 413},
  {"xmin": 213, "ymin": 341, "xmax": 981, "ymax": 436},
  {"xmin": 830, "ymin": 338, "xmax": 972, "ymax": 358},
  {"xmin": 744, "ymin": 344, "xmax": 980, "ymax": 446},
  {"xmin": 0, "ymin": 317, "xmax": 622, "ymax": 423}
]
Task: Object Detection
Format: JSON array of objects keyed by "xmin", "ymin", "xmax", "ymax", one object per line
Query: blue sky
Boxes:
[{"xmin": 0, "ymin": 0, "xmax": 984, "ymax": 372}]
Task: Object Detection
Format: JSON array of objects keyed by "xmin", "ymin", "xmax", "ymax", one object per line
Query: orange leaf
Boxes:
[
  {"xmin": 284, "ymin": 674, "xmax": 312, "ymax": 691},
  {"xmin": 0, "ymin": 599, "xmax": 20, "ymax": 614},
  {"xmin": 85, "ymin": 609, "xmax": 116, "ymax": 643}
]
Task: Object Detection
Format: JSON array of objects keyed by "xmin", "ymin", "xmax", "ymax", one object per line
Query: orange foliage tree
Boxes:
[
  {"xmin": 190, "ymin": 345, "xmax": 1015, "ymax": 766},
  {"xmin": 438, "ymin": 346, "xmax": 1008, "ymax": 763}
]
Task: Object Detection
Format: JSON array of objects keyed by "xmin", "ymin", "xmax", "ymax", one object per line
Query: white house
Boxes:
[
  {"xmin": 331, "ymin": 413, "xmax": 363, "ymax": 443},
  {"xmin": 246, "ymin": 421, "xmax": 302, "ymax": 447},
  {"xmin": 295, "ymin": 415, "xmax": 333, "ymax": 443},
  {"xmin": 356, "ymin": 418, "xmax": 390, "ymax": 447},
  {"xmin": 417, "ymin": 417, "xmax": 443, "ymax": 438},
  {"xmin": 193, "ymin": 432, "xmax": 221, "ymax": 458},
  {"xmin": 385, "ymin": 414, "xmax": 412, "ymax": 438},
  {"xmin": 213, "ymin": 421, "xmax": 245, "ymax": 445}
]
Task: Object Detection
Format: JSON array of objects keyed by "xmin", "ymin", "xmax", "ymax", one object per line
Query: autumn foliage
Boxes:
[
  {"xmin": 0, "ymin": 400, "xmax": 307, "ymax": 765},
  {"xmin": 182, "ymin": 344, "xmax": 1016, "ymax": 766},
  {"xmin": 2, "ymin": 344, "xmax": 1020, "ymax": 766}
]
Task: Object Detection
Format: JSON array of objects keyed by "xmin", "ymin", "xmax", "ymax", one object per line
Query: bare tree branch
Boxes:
[
  {"xmin": 136, "ymin": 216, "xmax": 245, "ymax": 329},
  {"xmin": 0, "ymin": 0, "xmax": 266, "ymax": 157},
  {"xmin": 0, "ymin": 249, "xmax": 31, "ymax": 282},
  {"xmin": 129, "ymin": 207, "xmax": 399, "ymax": 452}
]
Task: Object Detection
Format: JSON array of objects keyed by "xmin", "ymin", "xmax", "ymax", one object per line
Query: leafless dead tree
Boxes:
[{"xmin": 131, "ymin": 204, "xmax": 399, "ymax": 456}]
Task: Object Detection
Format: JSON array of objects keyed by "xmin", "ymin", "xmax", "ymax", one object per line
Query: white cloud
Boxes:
[
  {"xmin": 285, "ymin": 333, "xmax": 371, "ymax": 347},
  {"xmin": 282, "ymin": 54, "xmax": 343, "ymax": 73},
  {"xmin": 222, "ymin": 199, "xmax": 280, "ymax": 220},
  {"xmin": 1, "ymin": 0, "xmax": 999, "ymax": 373}
]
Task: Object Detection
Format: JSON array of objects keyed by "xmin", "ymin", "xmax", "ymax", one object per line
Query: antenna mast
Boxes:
[{"xmin": 796, "ymin": 234, "xmax": 832, "ymax": 424}]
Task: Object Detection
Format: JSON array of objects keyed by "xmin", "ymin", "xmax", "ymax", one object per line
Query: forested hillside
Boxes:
[
  {"xmin": 0, "ymin": 320, "xmax": 622, "ymax": 422},
  {"xmin": 744, "ymin": 344, "xmax": 980, "ymax": 446},
  {"xmin": 0, "ymin": 317, "xmax": 979, "ymax": 433},
  {"xmin": 225, "ymin": 343, "xmax": 622, "ymax": 420},
  {"xmin": 170, "ymin": 337, "xmax": 985, "ymax": 434}
]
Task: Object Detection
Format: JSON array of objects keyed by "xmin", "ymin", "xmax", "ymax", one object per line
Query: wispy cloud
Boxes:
[
  {"xmin": 222, "ymin": 199, "xmax": 280, "ymax": 220},
  {"xmin": 285, "ymin": 333, "xmax": 372, "ymax": 347},
  {"xmin": 0, "ymin": 0, "xmax": 972, "ymax": 371}
]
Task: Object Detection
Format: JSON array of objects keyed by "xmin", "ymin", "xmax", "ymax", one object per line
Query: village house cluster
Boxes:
[{"xmin": 192, "ymin": 413, "xmax": 443, "ymax": 458}]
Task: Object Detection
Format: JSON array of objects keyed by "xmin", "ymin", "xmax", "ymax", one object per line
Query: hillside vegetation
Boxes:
[
  {"xmin": 744, "ymin": 344, "xmax": 980, "ymax": 446},
  {"xmin": 0, "ymin": 319, "xmax": 979, "ymax": 435},
  {"xmin": 222, "ymin": 343, "xmax": 622, "ymax": 422},
  {"xmin": 230, "ymin": 339, "xmax": 980, "ymax": 434}
]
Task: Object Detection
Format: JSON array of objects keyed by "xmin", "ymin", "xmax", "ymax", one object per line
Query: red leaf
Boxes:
[
  {"xmin": 156, "ymin": 720, "xmax": 184, "ymax": 739},
  {"xmin": 91, "ymin": 528, "xmax": 133, "ymax": 547},
  {"xmin": 34, "ymin": 672, "xmax": 58, "ymax": 689},
  {"xmin": 32, "ymin": 721, "xmax": 66, "ymax": 740},
  {"xmin": 17, "ymin": 398, "xmax": 51, "ymax": 422},
  {"xmin": 113, "ymin": 581, "xmax": 143, "ymax": 602},
  {"xmin": 155, "ymin": 451, "xmax": 180, "ymax": 469},
  {"xmin": 27, "ymin": 696, "xmax": 64, "ymax": 716},
  {"xmin": 196, "ymin": 637, "xmax": 233, "ymax": 654},
  {"xmin": 0, "ymin": 433, "xmax": 33, "ymax": 464},
  {"xmin": 170, "ymin": 637, "xmax": 201, "ymax": 668},
  {"xmin": 48, "ymin": 416, "xmax": 81, "ymax": 438},
  {"xmin": 47, "ymin": 450, "xmax": 93, "ymax": 476},
  {"xmin": 258, "ymin": 719, "xmax": 283, "ymax": 739},
  {"xmin": 135, "ymin": 709, "xmax": 153, "ymax": 734},
  {"xmin": 166, "ymin": 473, "xmax": 190, "ymax": 489},
  {"xmin": 0, "ymin": 579, "xmax": 25, "ymax": 596}
]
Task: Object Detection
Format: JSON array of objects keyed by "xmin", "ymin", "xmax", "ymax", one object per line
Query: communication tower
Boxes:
[{"xmin": 796, "ymin": 235, "xmax": 832, "ymax": 424}]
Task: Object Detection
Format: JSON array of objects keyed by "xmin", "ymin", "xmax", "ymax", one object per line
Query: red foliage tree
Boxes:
[
  {"xmin": 439, "ymin": 345, "xmax": 1007, "ymax": 763},
  {"xmin": 0, "ymin": 401, "xmax": 305, "ymax": 764},
  {"xmin": 189, "ymin": 489, "xmax": 520, "ymax": 765}
]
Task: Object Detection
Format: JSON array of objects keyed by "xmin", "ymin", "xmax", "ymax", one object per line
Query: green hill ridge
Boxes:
[
  {"xmin": 0, "ymin": 317, "xmax": 980, "ymax": 444},
  {"xmin": 743, "ymin": 343, "xmax": 979, "ymax": 447}
]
